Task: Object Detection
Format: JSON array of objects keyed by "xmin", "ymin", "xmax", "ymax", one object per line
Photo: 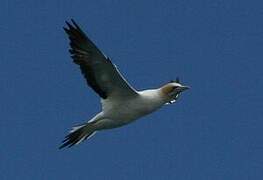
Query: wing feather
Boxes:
[{"xmin": 64, "ymin": 19, "xmax": 138, "ymax": 99}]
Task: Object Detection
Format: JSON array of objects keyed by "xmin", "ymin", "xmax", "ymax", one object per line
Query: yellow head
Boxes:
[{"xmin": 160, "ymin": 81, "xmax": 189, "ymax": 104}]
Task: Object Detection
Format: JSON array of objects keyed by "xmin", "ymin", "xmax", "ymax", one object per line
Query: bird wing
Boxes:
[{"xmin": 64, "ymin": 19, "xmax": 138, "ymax": 99}]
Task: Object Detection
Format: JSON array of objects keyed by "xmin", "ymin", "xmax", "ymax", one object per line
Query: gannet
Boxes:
[{"xmin": 59, "ymin": 19, "xmax": 189, "ymax": 149}]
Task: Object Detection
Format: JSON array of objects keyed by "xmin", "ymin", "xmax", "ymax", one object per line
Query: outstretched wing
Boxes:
[{"xmin": 64, "ymin": 19, "xmax": 138, "ymax": 99}]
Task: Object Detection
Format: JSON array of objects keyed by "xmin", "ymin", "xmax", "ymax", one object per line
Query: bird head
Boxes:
[{"xmin": 160, "ymin": 77, "xmax": 190, "ymax": 104}]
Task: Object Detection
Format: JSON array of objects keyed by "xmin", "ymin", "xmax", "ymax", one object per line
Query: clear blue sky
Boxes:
[{"xmin": 1, "ymin": 0, "xmax": 263, "ymax": 179}]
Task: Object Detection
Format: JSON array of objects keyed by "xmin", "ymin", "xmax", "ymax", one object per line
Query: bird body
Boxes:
[
  {"xmin": 100, "ymin": 89, "xmax": 165, "ymax": 127},
  {"xmin": 59, "ymin": 20, "xmax": 189, "ymax": 149}
]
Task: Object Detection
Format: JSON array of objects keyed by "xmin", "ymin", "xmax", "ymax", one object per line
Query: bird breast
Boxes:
[{"xmin": 101, "ymin": 89, "xmax": 165, "ymax": 124}]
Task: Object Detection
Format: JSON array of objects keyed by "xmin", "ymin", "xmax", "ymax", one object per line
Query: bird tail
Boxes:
[{"xmin": 59, "ymin": 122, "xmax": 97, "ymax": 149}]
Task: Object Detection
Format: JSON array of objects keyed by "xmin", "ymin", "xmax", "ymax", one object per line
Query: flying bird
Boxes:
[{"xmin": 59, "ymin": 19, "xmax": 189, "ymax": 149}]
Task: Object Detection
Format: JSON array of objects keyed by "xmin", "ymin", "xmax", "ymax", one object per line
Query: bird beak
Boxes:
[{"xmin": 178, "ymin": 85, "xmax": 190, "ymax": 92}]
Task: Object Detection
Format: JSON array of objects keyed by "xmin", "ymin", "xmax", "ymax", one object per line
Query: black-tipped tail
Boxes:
[{"xmin": 59, "ymin": 122, "xmax": 96, "ymax": 149}]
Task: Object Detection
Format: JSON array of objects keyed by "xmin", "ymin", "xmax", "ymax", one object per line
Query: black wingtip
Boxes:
[
  {"xmin": 65, "ymin": 20, "xmax": 71, "ymax": 28},
  {"xmin": 64, "ymin": 19, "xmax": 79, "ymax": 29},
  {"xmin": 71, "ymin": 19, "xmax": 77, "ymax": 25},
  {"xmin": 58, "ymin": 145, "xmax": 65, "ymax": 150},
  {"xmin": 63, "ymin": 20, "xmax": 71, "ymax": 33},
  {"xmin": 63, "ymin": 19, "xmax": 84, "ymax": 36},
  {"xmin": 59, "ymin": 143, "xmax": 66, "ymax": 149},
  {"xmin": 71, "ymin": 19, "xmax": 83, "ymax": 32},
  {"xmin": 63, "ymin": 26, "xmax": 69, "ymax": 33},
  {"xmin": 59, "ymin": 138, "xmax": 73, "ymax": 149}
]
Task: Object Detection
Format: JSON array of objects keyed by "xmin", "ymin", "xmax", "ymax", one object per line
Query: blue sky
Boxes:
[{"xmin": 1, "ymin": 0, "xmax": 263, "ymax": 179}]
